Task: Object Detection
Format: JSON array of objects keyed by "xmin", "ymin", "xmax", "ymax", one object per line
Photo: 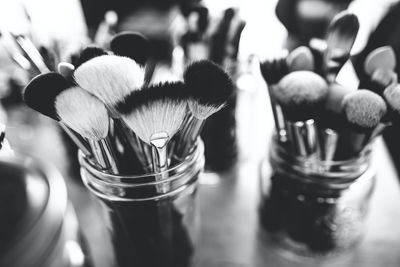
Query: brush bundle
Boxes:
[
  {"xmin": 23, "ymin": 53, "xmax": 233, "ymax": 267},
  {"xmin": 258, "ymin": 12, "xmax": 398, "ymax": 258},
  {"xmin": 175, "ymin": 5, "xmax": 246, "ymax": 171}
]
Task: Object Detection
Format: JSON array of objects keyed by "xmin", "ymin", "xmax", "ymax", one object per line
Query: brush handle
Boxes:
[
  {"xmin": 59, "ymin": 123, "xmax": 92, "ymax": 158},
  {"xmin": 320, "ymin": 128, "xmax": 339, "ymax": 162},
  {"xmin": 286, "ymin": 119, "xmax": 319, "ymax": 157},
  {"xmin": 14, "ymin": 35, "xmax": 50, "ymax": 74},
  {"xmin": 150, "ymin": 133, "xmax": 170, "ymax": 193},
  {"xmin": 268, "ymin": 85, "xmax": 287, "ymax": 143},
  {"xmin": 89, "ymin": 138, "xmax": 119, "ymax": 174},
  {"xmin": 172, "ymin": 115, "xmax": 204, "ymax": 161}
]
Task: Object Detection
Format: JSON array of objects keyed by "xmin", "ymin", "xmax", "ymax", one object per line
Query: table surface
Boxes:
[{"xmin": 6, "ymin": 64, "xmax": 400, "ymax": 267}]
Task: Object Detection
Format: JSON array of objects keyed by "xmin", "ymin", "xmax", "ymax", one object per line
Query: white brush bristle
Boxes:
[
  {"xmin": 74, "ymin": 55, "xmax": 145, "ymax": 115},
  {"xmin": 55, "ymin": 87, "xmax": 110, "ymax": 141},
  {"xmin": 122, "ymin": 99, "xmax": 187, "ymax": 144}
]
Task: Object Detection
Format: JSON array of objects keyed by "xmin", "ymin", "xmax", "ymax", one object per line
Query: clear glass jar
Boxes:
[
  {"xmin": 79, "ymin": 141, "xmax": 204, "ymax": 267},
  {"xmin": 259, "ymin": 137, "xmax": 375, "ymax": 260}
]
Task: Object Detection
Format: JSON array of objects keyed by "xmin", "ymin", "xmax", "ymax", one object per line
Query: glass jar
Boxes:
[
  {"xmin": 79, "ymin": 141, "xmax": 205, "ymax": 267},
  {"xmin": 259, "ymin": 138, "xmax": 375, "ymax": 260}
]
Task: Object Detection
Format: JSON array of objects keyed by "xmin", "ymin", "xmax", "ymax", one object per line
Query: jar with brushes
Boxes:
[
  {"xmin": 0, "ymin": 155, "xmax": 93, "ymax": 267},
  {"xmin": 79, "ymin": 140, "xmax": 204, "ymax": 267},
  {"xmin": 259, "ymin": 137, "xmax": 375, "ymax": 260}
]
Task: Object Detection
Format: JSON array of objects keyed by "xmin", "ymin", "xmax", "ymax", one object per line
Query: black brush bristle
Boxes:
[
  {"xmin": 274, "ymin": 71, "xmax": 328, "ymax": 121},
  {"xmin": 342, "ymin": 89, "xmax": 387, "ymax": 132},
  {"xmin": 194, "ymin": 5, "xmax": 209, "ymax": 34},
  {"xmin": 110, "ymin": 32, "xmax": 150, "ymax": 66},
  {"xmin": 23, "ymin": 72, "xmax": 71, "ymax": 120},
  {"xmin": 183, "ymin": 60, "xmax": 234, "ymax": 107},
  {"xmin": 260, "ymin": 56, "xmax": 289, "ymax": 85},
  {"xmin": 116, "ymin": 81, "xmax": 188, "ymax": 114},
  {"xmin": 75, "ymin": 46, "xmax": 108, "ymax": 67}
]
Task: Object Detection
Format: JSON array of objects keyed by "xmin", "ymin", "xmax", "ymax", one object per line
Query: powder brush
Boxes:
[
  {"xmin": 22, "ymin": 72, "xmax": 91, "ymax": 157},
  {"xmin": 56, "ymin": 87, "xmax": 120, "ymax": 173},
  {"xmin": 274, "ymin": 71, "xmax": 328, "ymax": 156},
  {"xmin": 323, "ymin": 12, "xmax": 359, "ymax": 83},
  {"xmin": 335, "ymin": 90, "xmax": 387, "ymax": 159}
]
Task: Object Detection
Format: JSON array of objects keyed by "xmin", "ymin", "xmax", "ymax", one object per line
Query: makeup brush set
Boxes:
[
  {"xmin": 23, "ymin": 45, "xmax": 234, "ymax": 176},
  {"xmin": 258, "ymin": 11, "xmax": 400, "ymax": 256}
]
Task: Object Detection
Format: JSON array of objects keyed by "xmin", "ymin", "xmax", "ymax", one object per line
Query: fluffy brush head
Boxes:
[
  {"xmin": 287, "ymin": 46, "xmax": 315, "ymax": 72},
  {"xmin": 342, "ymin": 89, "xmax": 387, "ymax": 132},
  {"xmin": 183, "ymin": 60, "xmax": 233, "ymax": 119},
  {"xmin": 364, "ymin": 46, "xmax": 396, "ymax": 76},
  {"xmin": 110, "ymin": 31, "xmax": 150, "ymax": 66},
  {"xmin": 75, "ymin": 46, "xmax": 108, "ymax": 67},
  {"xmin": 74, "ymin": 55, "xmax": 145, "ymax": 116},
  {"xmin": 274, "ymin": 71, "xmax": 328, "ymax": 121},
  {"xmin": 23, "ymin": 72, "xmax": 71, "ymax": 120},
  {"xmin": 117, "ymin": 81, "xmax": 188, "ymax": 144},
  {"xmin": 55, "ymin": 87, "xmax": 109, "ymax": 140}
]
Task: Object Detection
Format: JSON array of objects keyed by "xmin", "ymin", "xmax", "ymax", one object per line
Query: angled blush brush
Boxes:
[
  {"xmin": 22, "ymin": 72, "xmax": 91, "ymax": 157},
  {"xmin": 173, "ymin": 60, "xmax": 234, "ymax": 159},
  {"xmin": 117, "ymin": 81, "xmax": 188, "ymax": 192},
  {"xmin": 56, "ymin": 87, "xmax": 120, "ymax": 173},
  {"xmin": 274, "ymin": 71, "xmax": 328, "ymax": 157},
  {"xmin": 323, "ymin": 12, "xmax": 359, "ymax": 84}
]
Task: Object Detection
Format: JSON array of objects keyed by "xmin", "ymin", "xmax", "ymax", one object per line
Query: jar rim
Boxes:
[{"xmin": 79, "ymin": 140, "xmax": 204, "ymax": 184}]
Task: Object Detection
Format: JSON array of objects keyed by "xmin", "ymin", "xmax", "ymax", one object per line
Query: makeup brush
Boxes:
[
  {"xmin": 74, "ymin": 55, "xmax": 144, "ymax": 116},
  {"xmin": 0, "ymin": 30, "xmax": 32, "ymax": 71},
  {"xmin": 210, "ymin": 8, "xmax": 235, "ymax": 65},
  {"xmin": 56, "ymin": 87, "xmax": 120, "ymax": 173},
  {"xmin": 117, "ymin": 81, "xmax": 188, "ymax": 192},
  {"xmin": 274, "ymin": 71, "xmax": 328, "ymax": 156},
  {"xmin": 94, "ymin": 10, "xmax": 118, "ymax": 48},
  {"xmin": 287, "ymin": 46, "xmax": 315, "ymax": 72},
  {"xmin": 74, "ymin": 46, "xmax": 108, "ymax": 68},
  {"xmin": 12, "ymin": 34, "xmax": 51, "ymax": 74},
  {"xmin": 57, "ymin": 62, "xmax": 75, "ymax": 79},
  {"xmin": 74, "ymin": 54, "xmax": 150, "ymax": 172},
  {"xmin": 22, "ymin": 72, "xmax": 91, "ymax": 157},
  {"xmin": 109, "ymin": 31, "xmax": 155, "ymax": 84},
  {"xmin": 323, "ymin": 12, "xmax": 359, "ymax": 83},
  {"xmin": 336, "ymin": 90, "xmax": 387, "ymax": 159},
  {"xmin": 364, "ymin": 46, "xmax": 396, "ymax": 76},
  {"xmin": 370, "ymin": 68, "xmax": 398, "ymax": 93},
  {"xmin": 110, "ymin": 31, "xmax": 150, "ymax": 66},
  {"xmin": 172, "ymin": 60, "xmax": 234, "ymax": 159}
]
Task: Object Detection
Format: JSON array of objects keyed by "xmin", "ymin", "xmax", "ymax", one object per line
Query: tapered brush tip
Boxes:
[
  {"xmin": 118, "ymin": 81, "xmax": 188, "ymax": 144},
  {"xmin": 110, "ymin": 31, "xmax": 150, "ymax": 66},
  {"xmin": 342, "ymin": 89, "xmax": 386, "ymax": 131},
  {"xmin": 183, "ymin": 60, "xmax": 233, "ymax": 118},
  {"xmin": 55, "ymin": 87, "xmax": 109, "ymax": 140},
  {"xmin": 287, "ymin": 46, "xmax": 315, "ymax": 72},
  {"xmin": 75, "ymin": 46, "xmax": 108, "ymax": 67},
  {"xmin": 274, "ymin": 71, "xmax": 328, "ymax": 121},
  {"xmin": 23, "ymin": 72, "xmax": 71, "ymax": 120},
  {"xmin": 383, "ymin": 83, "xmax": 400, "ymax": 115}
]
